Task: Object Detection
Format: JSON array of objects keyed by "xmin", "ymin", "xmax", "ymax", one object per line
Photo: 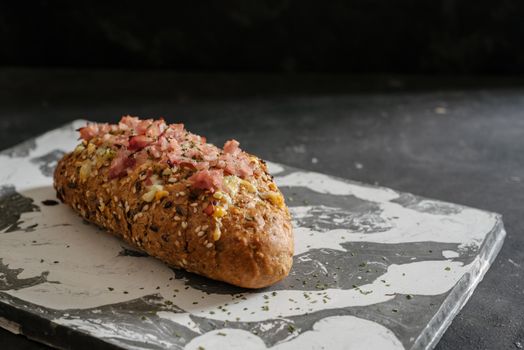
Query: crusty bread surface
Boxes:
[{"xmin": 54, "ymin": 118, "xmax": 293, "ymax": 288}]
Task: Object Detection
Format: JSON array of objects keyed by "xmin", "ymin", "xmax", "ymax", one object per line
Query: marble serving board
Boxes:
[{"xmin": 0, "ymin": 120, "xmax": 505, "ymax": 350}]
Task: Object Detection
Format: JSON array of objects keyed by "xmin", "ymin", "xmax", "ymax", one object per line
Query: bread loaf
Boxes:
[{"xmin": 53, "ymin": 116, "xmax": 293, "ymax": 288}]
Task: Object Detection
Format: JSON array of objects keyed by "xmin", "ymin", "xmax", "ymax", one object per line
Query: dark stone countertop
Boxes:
[{"xmin": 0, "ymin": 68, "xmax": 522, "ymax": 349}]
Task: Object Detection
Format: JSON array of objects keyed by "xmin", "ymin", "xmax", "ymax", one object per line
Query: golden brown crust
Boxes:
[{"xmin": 54, "ymin": 144, "xmax": 293, "ymax": 288}]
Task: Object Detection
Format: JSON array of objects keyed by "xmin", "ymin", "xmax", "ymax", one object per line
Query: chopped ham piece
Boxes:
[
  {"xmin": 149, "ymin": 145, "xmax": 163, "ymax": 159},
  {"xmin": 201, "ymin": 143, "xmax": 219, "ymax": 161},
  {"xmin": 157, "ymin": 136, "xmax": 170, "ymax": 151},
  {"xmin": 164, "ymin": 123, "xmax": 185, "ymax": 141},
  {"xmin": 223, "ymin": 139, "xmax": 241, "ymax": 155},
  {"xmin": 194, "ymin": 161, "xmax": 210, "ymax": 171},
  {"xmin": 78, "ymin": 123, "xmax": 114, "ymax": 142},
  {"xmin": 220, "ymin": 153, "xmax": 253, "ymax": 178},
  {"xmin": 108, "ymin": 150, "xmax": 134, "ymax": 179},
  {"xmin": 146, "ymin": 119, "xmax": 167, "ymax": 138},
  {"xmin": 135, "ymin": 119, "xmax": 154, "ymax": 135},
  {"xmin": 78, "ymin": 124, "xmax": 101, "ymax": 141},
  {"xmin": 128, "ymin": 135, "xmax": 153, "ymax": 151},
  {"xmin": 119, "ymin": 116, "xmax": 140, "ymax": 130},
  {"xmin": 189, "ymin": 170, "xmax": 224, "ymax": 192}
]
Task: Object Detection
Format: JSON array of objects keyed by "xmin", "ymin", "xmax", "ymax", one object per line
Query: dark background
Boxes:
[
  {"xmin": 1, "ymin": 1, "xmax": 524, "ymax": 350},
  {"xmin": 1, "ymin": 1, "xmax": 524, "ymax": 74}
]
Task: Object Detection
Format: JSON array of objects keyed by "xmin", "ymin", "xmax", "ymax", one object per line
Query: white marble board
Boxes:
[{"xmin": 0, "ymin": 121, "xmax": 506, "ymax": 350}]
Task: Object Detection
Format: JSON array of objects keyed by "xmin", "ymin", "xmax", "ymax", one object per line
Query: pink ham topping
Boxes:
[
  {"xmin": 223, "ymin": 139, "xmax": 240, "ymax": 155},
  {"xmin": 79, "ymin": 116, "xmax": 256, "ymax": 191},
  {"xmin": 108, "ymin": 150, "xmax": 135, "ymax": 179},
  {"xmin": 188, "ymin": 169, "xmax": 224, "ymax": 192},
  {"xmin": 128, "ymin": 135, "xmax": 152, "ymax": 151}
]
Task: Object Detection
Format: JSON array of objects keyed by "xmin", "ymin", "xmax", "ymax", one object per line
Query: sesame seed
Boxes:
[
  {"xmin": 174, "ymin": 215, "xmax": 180, "ymax": 221},
  {"xmin": 197, "ymin": 231, "xmax": 205, "ymax": 237},
  {"xmin": 194, "ymin": 226, "xmax": 201, "ymax": 232},
  {"xmin": 181, "ymin": 222, "xmax": 188, "ymax": 229},
  {"xmin": 142, "ymin": 205, "xmax": 149, "ymax": 211},
  {"xmin": 206, "ymin": 243, "xmax": 213, "ymax": 248},
  {"xmin": 190, "ymin": 202, "xmax": 198, "ymax": 207},
  {"xmin": 202, "ymin": 225, "xmax": 209, "ymax": 231},
  {"xmin": 179, "ymin": 191, "xmax": 186, "ymax": 196}
]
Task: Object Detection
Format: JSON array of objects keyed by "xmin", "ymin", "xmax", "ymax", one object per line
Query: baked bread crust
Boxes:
[{"xmin": 53, "ymin": 118, "xmax": 293, "ymax": 288}]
